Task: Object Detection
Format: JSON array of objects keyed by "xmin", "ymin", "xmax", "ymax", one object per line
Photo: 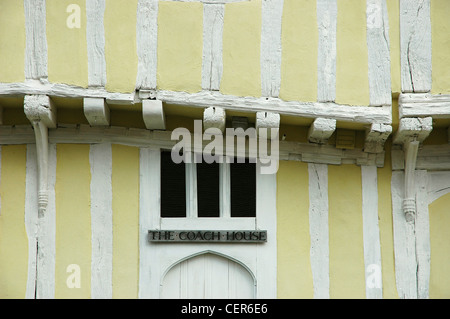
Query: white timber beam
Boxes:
[
  {"xmin": 364, "ymin": 123, "xmax": 392, "ymax": 154},
  {"xmin": 142, "ymin": 99, "xmax": 165, "ymax": 130},
  {"xmin": 399, "ymin": 93, "xmax": 450, "ymax": 119},
  {"xmin": 24, "ymin": 0, "xmax": 48, "ymax": 81},
  {"xmin": 24, "ymin": 95, "xmax": 56, "ymax": 216},
  {"xmin": 400, "ymin": 0, "xmax": 431, "ymax": 93},
  {"xmin": 308, "ymin": 163, "xmax": 330, "ymax": 298},
  {"xmin": 0, "ymin": 83, "xmax": 392, "ymax": 125},
  {"xmin": 361, "ymin": 165, "xmax": 383, "ymax": 299},
  {"xmin": 0, "ymin": 81, "xmax": 138, "ymax": 105},
  {"xmin": 307, "ymin": 118, "xmax": 336, "ymax": 145},
  {"xmin": 203, "ymin": 106, "xmax": 226, "ymax": 133},
  {"xmin": 136, "ymin": 0, "xmax": 158, "ymax": 91},
  {"xmin": 155, "ymin": 90, "xmax": 392, "ymax": 124},
  {"xmin": 0, "ymin": 124, "xmax": 387, "ymax": 168},
  {"xmin": 202, "ymin": 3, "xmax": 224, "ymax": 91},
  {"xmin": 83, "ymin": 97, "xmax": 110, "ymax": 126},
  {"xmin": 86, "ymin": 0, "xmax": 106, "ymax": 87},
  {"xmin": 261, "ymin": 0, "xmax": 283, "ymax": 97},
  {"xmin": 317, "ymin": 0, "xmax": 337, "ymax": 102},
  {"xmin": 90, "ymin": 143, "xmax": 113, "ymax": 298},
  {"xmin": 366, "ymin": 0, "xmax": 392, "ymax": 106},
  {"xmin": 256, "ymin": 111, "xmax": 280, "ymax": 139}
]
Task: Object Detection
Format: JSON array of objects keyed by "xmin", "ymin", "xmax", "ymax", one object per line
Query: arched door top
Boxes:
[{"xmin": 161, "ymin": 251, "xmax": 255, "ymax": 299}]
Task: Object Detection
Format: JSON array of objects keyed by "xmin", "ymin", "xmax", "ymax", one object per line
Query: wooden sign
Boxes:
[{"xmin": 148, "ymin": 230, "xmax": 267, "ymax": 243}]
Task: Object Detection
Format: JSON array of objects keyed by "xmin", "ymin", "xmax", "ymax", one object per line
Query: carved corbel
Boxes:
[
  {"xmin": 256, "ymin": 111, "xmax": 280, "ymax": 139},
  {"xmin": 203, "ymin": 106, "xmax": 226, "ymax": 133},
  {"xmin": 393, "ymin": 117, "xmax": 432, "ymax": 222},
  {"xmin": 142, "ymin": 99, "xmax": 165, "ymax": 130},
  {"xmin": 307, "ymin": 118, "xmax": 336, "ymax": 145},
  {"xmin": 83, "ymin": 97, "xmax": 110, "ymax": 126},
  {"xmin": 24, "ymin": 95, "xmax": 57, "ymax": 216},
  {"xmin": 364, "ymin": 123, "xmax": 392, "ymax": 153}
]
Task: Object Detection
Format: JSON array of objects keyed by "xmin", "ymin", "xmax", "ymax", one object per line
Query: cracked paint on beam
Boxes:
[{"xmin": 400, "ymin": 0, "xmax": 431, "ymax": 93}]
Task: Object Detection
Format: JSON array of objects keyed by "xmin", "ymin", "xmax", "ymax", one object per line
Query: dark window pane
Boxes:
[
  {"xmin": 230, "ymin": 158, "xmax": 256, "ymax": 217},
  {"xmin": 160, "ymin": 151, "xmax": 186, "ymax": 217},
  {"xmin": 197, "ymin": 162, "xmax": 220, "ymax": 217}
]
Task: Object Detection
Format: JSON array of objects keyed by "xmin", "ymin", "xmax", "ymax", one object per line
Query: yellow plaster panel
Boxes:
[
  {"xmin": 335, "ymin": 0, "xmax": 370, "ymax": 106},
  {"xmin": 423, "ymin": 127, "xmax": 448, "ymax": 145},
  {"xmin": 165, "ymin": 114, "xmax": 196, "ymax": 133},
  {"xmin": 0, "ymin": 0, "xmax": 25, "ymax": 83},
  {"xmin": 220, "ymin": 0, "xmax": 261, "ymax": 97},
  {"xmin": 105, "ymin": 0, "xmax": 138, "ymax": 93},
  {"xmin": 277, "ymin": 160, "xmax": 313, "ymax": 298},
  {"xmin": 0, "ymin": 145, "xmax": 28, "ymax": 298},
  {"xmin": 392, "ymin": 97, "xmax": 399, "ymax": 131},
  {"xmin": 328, "ymin": 164, "xmax": 365, "ymax": 298},
  {"xmin": 429, "ymin": 192, "xmax": 450, "ymax": 298},
  {"xmin": 47, "ymin": 0, "xmax": 88, "ymax": 87},
  {"xmin": 431, "ymin": 0, "xmax": 450, "ymax": 94},
  {"xmin": 278, "ymin": 124, "xmax": 309, "ymax": 143},
  {"xmin": 55, "ymin": 144, "xmax": 91, "ymax": 298},
  {"xmin": 157, "ymin": 2, "xmax": 203, "ymax": 93},
  {"xmin": 112, "ymin": 144, "xmax": 139, "ymax": 298},
  {"xmin": 279, "ymin": 0, "xmax": 317, "ymax": 102},
  {"xmin": 387, "ymin": 0, "xmax": 401, "ymax": 96}
]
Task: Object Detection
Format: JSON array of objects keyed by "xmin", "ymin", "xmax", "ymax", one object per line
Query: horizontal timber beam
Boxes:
[
  {"xmin": 0, "ymin": 125, "xmax": 386, "ymax": 168},
  {"xmin": 399, "ymin": 93, "xmax": 450, "ymax": 119}
]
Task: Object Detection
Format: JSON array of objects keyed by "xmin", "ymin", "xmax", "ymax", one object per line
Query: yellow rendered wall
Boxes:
[
  {"xmin": 279, "ymin": 0, "xmax": 317, "ymax": 103},
  {"xmin": 55, "ymin": 144, "xmax": 91, "ymax": 298},
  {"xmin": 429, "ymin": 192, "xmax": 450, "ymax": 298},
  {"xmin": 47, "ymin": 0, "xmax": 88, "ymax": 87},
  {"xmin": 0, "ymin": 0, "xmax": 25, "ymax": 83},
  {"xmin": 220, "ymin": 0, "xmax": 261, "ymax": 98},
  {"xmin": 335, "ymin": 0, "xmax": 369, "ymax": 106},
  {"xmin": 328, "ymin": 164, "xmax": 365, "ymax": 298},
  {"xmin": 112, "ymin": 144, "xmax": 139, "ymax": 298},
  {"xmin": 0, "ymin": 146, "xmax": 28, "ymax": 298},
  {"xmin": 277, "ymin": 160, "xmax": 313, "ymax": 298},
  {"xmin": 157, "ymin": 2, "xmax": 203, "ymax": 93},
  {"xmin": 431, "ymin": 0, "xmax": 450, "ymax": 94},
  {"xmin": 105, "ymin": 0, "xmax": 138, "ymax": 93}
]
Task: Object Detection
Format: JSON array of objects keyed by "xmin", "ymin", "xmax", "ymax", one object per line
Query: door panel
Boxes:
[{"xmin": 161, "ymin": 253, "xmax": 254, "ymax": 299}]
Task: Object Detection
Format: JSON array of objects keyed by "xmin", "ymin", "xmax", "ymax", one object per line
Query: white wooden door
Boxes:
[{"xmin": 161, "ymin": 253, "xmax": 255, "ymax": 299}]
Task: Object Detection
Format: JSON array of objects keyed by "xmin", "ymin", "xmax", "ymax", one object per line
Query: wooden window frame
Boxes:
[{"xmin": 160, "ymin": 152, "xmax": 257, "ymax": 230}]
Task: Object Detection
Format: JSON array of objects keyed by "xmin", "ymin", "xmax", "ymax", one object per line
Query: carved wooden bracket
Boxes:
[
  {"xmin": 203, "ymin": 106, "xmax": 226, "ymax": 133},
  {"xmin": 364, "ymin": 123, "xmax": 392, "ymax": 153},
  {"xmin": 393, "ymin": 117, "xmax": 432, "ymax": 222},
  {"xmin": 256, "ymin": 111, "xmax": 280, "ymax": 139},
  {"xmin": 307, "ymin": 118, "xmax": 336, "ymax": 145},
  {"xmin": 142, "ymin": 99, "xmax": 165, "ymax": 130},
  {"xmin": 83, "ymin": 97, "xmax": 110, "ymax": 126},
  {"xmin": 24, "ymin": 95, "xmax": 56, "ymax": 216}
]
